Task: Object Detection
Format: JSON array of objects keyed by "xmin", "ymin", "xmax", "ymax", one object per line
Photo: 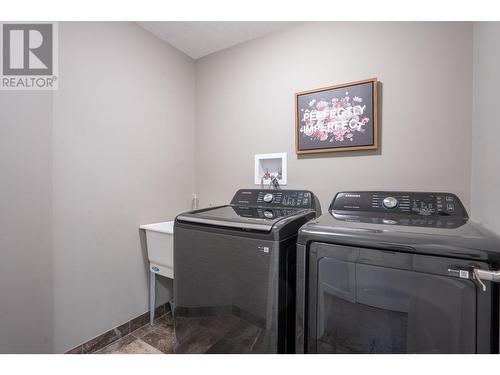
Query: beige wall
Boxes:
[
  {"xmin": 52, "ymin": 22, "xmax": 195, "ymax": 353},
  {"xmin": 0, "ymin": 92, "xmax": 53, "ymax": 353},
  {"xmin": 195, "ymin": 22, "xmax": 473, "ymax": 212},
  {"xmin": 471, "ymin": 23, "xmax": 500, "ymax": 234}
]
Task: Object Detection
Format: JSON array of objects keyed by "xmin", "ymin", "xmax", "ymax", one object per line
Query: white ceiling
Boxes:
[{"xmin": 137, "ymin": 22, "xmax": 298, "ymax": 60}]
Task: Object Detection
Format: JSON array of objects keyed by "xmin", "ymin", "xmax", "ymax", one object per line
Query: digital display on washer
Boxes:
[
  {"xmin": 411, "ymin": 197, "xmax": 437, "ymax": 216},
  {"xmin": 195, "ymin": 205, "xmax": 306, "ymax": 221}
]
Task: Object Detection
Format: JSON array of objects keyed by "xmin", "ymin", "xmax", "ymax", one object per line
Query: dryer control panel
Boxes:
[
  {"xmin": 330, "ymin": 191, "xmax": 468, "ymax": 226},
  {"xmin": 331, "ymin": 191, "xmax": 468, "ymax": 218}
]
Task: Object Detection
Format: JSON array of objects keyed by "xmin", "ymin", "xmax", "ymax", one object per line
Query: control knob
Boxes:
[
  {"xmin": 263, "ymin": 193, "xmax": 274, "ymax": 203},
  {"xmin": 383, "ymin": 196, "xmax": 398, "ymax": 209},
  {"xmin": 263, "ymin": 210, "xmax": 274, "ymax": 219}
]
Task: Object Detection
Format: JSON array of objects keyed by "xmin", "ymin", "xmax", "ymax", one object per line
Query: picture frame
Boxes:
[{"xmin": 295, "ymin": 78, "xmax": 378, "ymax": 154}]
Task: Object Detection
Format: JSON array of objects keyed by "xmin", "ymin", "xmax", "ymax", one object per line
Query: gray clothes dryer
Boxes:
[
  {"xmin": 173, "ymin": 189, "xmax": 321, "ymax": 354},
  {"xmin": 296, "ymin": 191, "xmax": 500, "ymax": 354}
]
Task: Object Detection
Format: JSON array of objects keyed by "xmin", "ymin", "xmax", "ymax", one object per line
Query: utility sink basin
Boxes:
[{"xmin": 140, "ymin": 221, "xmax": 174, "ymax": 278}]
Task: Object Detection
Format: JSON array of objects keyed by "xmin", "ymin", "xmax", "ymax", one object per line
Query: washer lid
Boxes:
[
  {"xmin": 176, "ymin": 205, "xmax": 309, "ymax": 231},
  {"xmin": 298, "ymin": 212, "xmax": 500, "ymax": 262}
]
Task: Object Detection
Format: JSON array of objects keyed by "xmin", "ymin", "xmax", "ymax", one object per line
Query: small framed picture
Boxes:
[{"xmin": 295, "ymin": 78, "xmax": 378, "ymax": 154}]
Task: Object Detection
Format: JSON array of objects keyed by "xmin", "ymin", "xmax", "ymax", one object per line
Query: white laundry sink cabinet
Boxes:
[{"xmin": 140, "ymin": 221, "xmax": 174, "ymax": 326}]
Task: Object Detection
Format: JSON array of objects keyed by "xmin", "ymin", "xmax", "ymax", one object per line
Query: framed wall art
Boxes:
[{"xmin": 295, "ymin": 78, "xmax": 378, "ymax": 154}]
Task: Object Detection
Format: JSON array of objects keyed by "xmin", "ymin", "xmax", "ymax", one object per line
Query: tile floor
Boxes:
[{"xmin": 95, "ymin": 313, "xmax": 176, "ymax": 354}]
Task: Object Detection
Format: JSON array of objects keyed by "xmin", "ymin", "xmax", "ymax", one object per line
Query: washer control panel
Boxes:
[
  {"xmin": 231, "ymin": 189, "xmax": 315, "ymax": 209},
  {"xmin": 331, "ymin": 191, "xmax": 468, "ymax": 218}
]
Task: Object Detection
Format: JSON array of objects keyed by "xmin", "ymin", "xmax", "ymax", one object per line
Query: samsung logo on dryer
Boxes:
[{"xmin": 345, "ymin": 194, "xmax": 361, "ymax": 198}]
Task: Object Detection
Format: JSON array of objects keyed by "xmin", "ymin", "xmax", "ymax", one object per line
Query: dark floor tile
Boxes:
[
  {"xmin": 96, "ymin": 334, "xmax": 162, "ymax": 354},
  {"xmin": 95, "ymin": 335, "xmax": 137, "ymax": 354},
  {"xmin": 141, "ymin": 329, "xmax": 176, "ymax": 354},
  {"xmin": 175, "ymin": 332, "xmax": 218, "ymax": 354},
  {"xmin": 82, "ymin": 322, "xmax": 130, "ymax": 354},
  {"xmin": 65, "ymin": 305, "xmax": 171, "ymax": 355},
  {"xmin": 173, "ymin": 314, "xmax": 266, "ymax": 354},
  {"xmin": 130, "ymin": 312, "xmax": 149, "ymax": 331},
  {"xmin": 116, "ymin": 339, "xmax": 163, "ymax": 354},
  {"xmin": 206, "ymin": 321, "xmax": 263, "ymax": 354},
  {"xmin": 131, "ymin": 323, "xmax": 156, "ymax": 339},
  {"xmin": 132, "ymin": 311, "xmax": 174, "ymax": 338},
  {"xmin": 155, "ymin": 312, "xmax": 174, "ymax": 327},
  {"xmin": 65, "ymin": 345, "xmax": 83, "ymax": 354},
  {"xmin": 153, "ymin": 324, "xmax": 173, "ymax": 337}
]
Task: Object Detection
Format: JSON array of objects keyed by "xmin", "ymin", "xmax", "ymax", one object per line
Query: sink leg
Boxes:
[{"xmin": 149, "ymin": 269, "xmax": 156, "ymax": 326}]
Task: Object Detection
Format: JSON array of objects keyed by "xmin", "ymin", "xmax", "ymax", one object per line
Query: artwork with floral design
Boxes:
[{"xmin": 295, "ymin": 79, "xmax": 378, "ymax": 154}]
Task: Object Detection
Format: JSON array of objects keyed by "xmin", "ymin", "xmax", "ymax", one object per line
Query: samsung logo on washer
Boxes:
[
  {"xmin": 345, "ymin": 194, "xmax": 361, "ymax": 198},
  {"xmin": 0, "ymin": 22, "xmax": 58, "ymax": 90}
]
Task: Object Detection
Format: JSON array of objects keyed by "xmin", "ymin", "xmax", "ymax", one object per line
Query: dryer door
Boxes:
[{"xmin": 305, "ymin": 243, "xmax": 494, "ymax": 354}]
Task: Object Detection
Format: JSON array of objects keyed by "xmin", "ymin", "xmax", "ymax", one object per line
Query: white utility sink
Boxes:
[
  {"xmin": 140, "ymin": 221, "xmax": 174, "ymax": 278},
  {"xmin": 140, "ymin": 221, "xmax": 174, "ymax": 325}
]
